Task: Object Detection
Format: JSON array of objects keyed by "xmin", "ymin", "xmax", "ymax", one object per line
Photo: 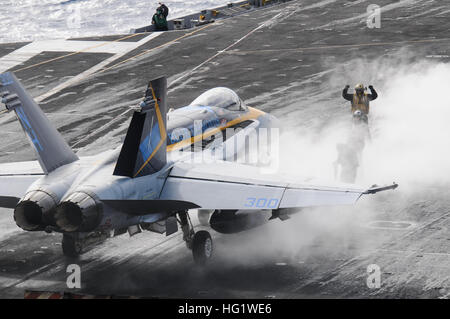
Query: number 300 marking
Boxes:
[{"xmin": 245, "ymin": 197, "xmax": 279, "ymax": 209}]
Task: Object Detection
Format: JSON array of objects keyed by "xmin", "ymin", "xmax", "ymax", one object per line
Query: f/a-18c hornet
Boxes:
[{"xmin": 0, "ymin": 72, "xmax": 397, "ymax": 265}]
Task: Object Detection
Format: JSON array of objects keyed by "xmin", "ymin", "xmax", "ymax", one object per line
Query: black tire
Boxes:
[
  {"xmin": 62, "ymin": 234, "xmax": 83, "ymax": 258},
  {"xmin": 192, "ymin": 230, "xmax": 213, "ymax": 265}
]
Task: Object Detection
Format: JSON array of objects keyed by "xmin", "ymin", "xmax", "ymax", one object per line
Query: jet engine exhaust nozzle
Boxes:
[
  {"xmin": 55, "ymin": 192, "xmax": 102, "ymax": 232},
  {"xmin": 14, "ymin": 190, "xmax": 58, "ymax": 231}
]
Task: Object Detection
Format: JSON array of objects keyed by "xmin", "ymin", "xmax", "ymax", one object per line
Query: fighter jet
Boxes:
[{"xmin": 0, "ymin": 72, "xmax": 397, "ymax": 264}]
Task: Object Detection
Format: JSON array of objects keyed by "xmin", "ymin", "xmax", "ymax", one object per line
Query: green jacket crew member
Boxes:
[{"xmin": 152, "ymin": 7, "xmax": 168, "ymax": 31}]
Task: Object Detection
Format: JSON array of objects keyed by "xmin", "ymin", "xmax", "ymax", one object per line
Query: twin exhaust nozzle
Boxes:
[
  {"xmin": 14, "ymin": 190, "xmax": 57, "ymax": 231},
  {"xmin": 54, "ymin": 192, "xmax": 102, "ymax": 232},
  {"xmin": 14, "ymin": 191, "xmax": 102, "ymax": 233}
]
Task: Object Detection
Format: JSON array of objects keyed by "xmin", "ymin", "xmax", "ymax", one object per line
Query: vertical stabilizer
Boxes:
[
  {"xmin": 113, "ymin": 77, "xmax": 167, "ymax": 178},
  {"xmin": 0, "ymin": 72, "xmax": 78, "ymax": 174}
]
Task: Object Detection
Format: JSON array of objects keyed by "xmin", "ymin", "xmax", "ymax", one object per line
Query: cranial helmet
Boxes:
[{"xmin": 355, "ymin": 83, "xmax": 364, "ymax": 94}]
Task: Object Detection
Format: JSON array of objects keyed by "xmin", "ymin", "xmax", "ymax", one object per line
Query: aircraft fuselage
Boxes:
[{"xmin": 15, "ymin": 102, "xmax": 278, "ymax": 236}]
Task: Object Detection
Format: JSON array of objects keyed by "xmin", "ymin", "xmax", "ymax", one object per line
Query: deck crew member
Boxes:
[{"xmin": 342, "ymin": 83, "xmax": 378, "ymax": 116}]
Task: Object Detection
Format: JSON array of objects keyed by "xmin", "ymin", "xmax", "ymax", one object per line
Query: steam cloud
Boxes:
[
  {"xmin": 278, "ymin": 51, "xmax": 450, "ymax": 189},
  {"xmin": 217, "ymin": 51, "xmax": 450, "ymax": 265}
]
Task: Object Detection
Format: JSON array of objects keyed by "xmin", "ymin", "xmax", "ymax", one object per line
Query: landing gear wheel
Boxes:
[
  {"xmin": 192, "ymin": 230, "xmax": 213, "ymax": 265},
  {"xmin": 62, "ymin": 234, "xmax": 83, "ymax": 257}
]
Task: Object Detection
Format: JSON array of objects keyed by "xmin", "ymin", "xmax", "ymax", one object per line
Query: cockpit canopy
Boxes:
[{"xmin": 189, "ymin": 87, "xmax": 247, "ymax": 111}]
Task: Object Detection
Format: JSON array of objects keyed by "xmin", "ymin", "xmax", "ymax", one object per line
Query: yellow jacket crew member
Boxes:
[{"xmin": 342, "ymin": 83, "xmax": 378, "ymax": 115}]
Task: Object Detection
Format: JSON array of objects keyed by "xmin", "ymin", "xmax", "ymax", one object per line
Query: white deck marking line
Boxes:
[
  {"xmin": 168, "ymin": 11, "xmax": 283, "ymax": 90},
  {"xmin": 167, "ymin": 1, "xmax": 341, "ymax": 90},
  {"xmin": 35, "ymin": 33, "xmax": 161, "ymax": 103},
  {"xmin": 0, "ymin": 38, "xmax": 140, "ymax": 73}
]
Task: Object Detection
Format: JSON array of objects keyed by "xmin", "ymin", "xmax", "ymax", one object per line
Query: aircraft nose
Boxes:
[{"xmin": 55, "ymin": 192, "xmax": 102, "ymax": 232}]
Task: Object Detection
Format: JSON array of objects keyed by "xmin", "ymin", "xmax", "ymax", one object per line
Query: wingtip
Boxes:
[{"xmin": 365, "ymin": 182, "xmax": 399, "ymax": 194}]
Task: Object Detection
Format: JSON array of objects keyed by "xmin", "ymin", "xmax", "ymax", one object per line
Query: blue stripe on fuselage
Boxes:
[{"xmin": 167, "ymin": 105, "xmax": 220, "ymax": 145}]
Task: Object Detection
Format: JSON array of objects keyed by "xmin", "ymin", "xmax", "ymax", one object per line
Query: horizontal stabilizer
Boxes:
[
  {"xmin": 0, "ymin": 196, "xmax": 20, "ymax": 209},
  {"xmin": 0, "ymin": 161, "xmax": 44, "ymax": 208}
]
